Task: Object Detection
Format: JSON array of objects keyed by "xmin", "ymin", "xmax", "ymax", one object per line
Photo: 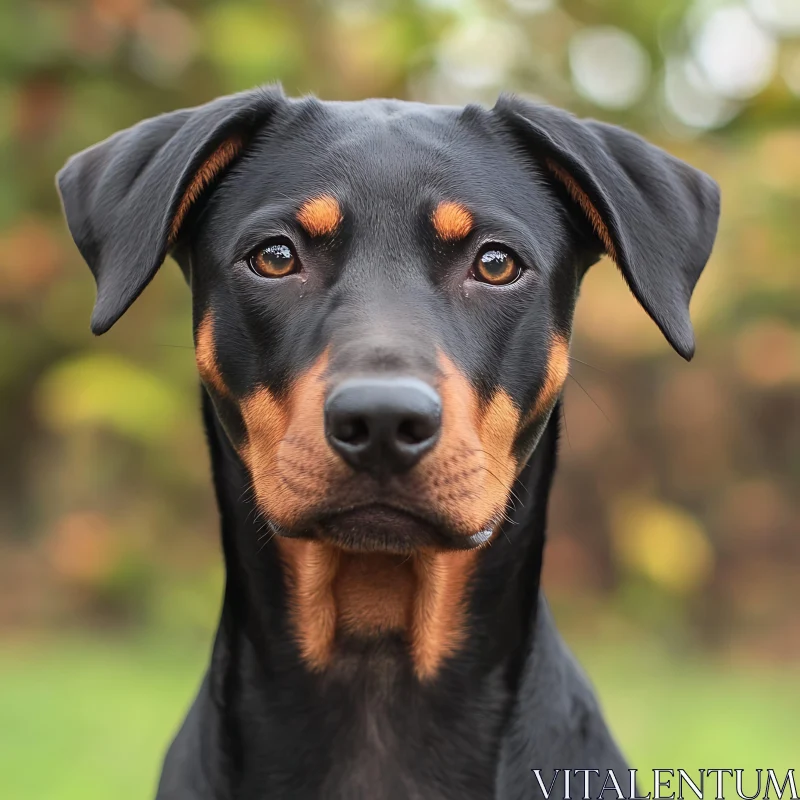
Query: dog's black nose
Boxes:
[{"xmin": 324, "ymin": 377, "xmax": 441, "ymax": 475}]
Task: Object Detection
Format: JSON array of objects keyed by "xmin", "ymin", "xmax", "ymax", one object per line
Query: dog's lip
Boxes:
[{"xmin": 269, "ymin": 503, "xmax": 497, "ymax": 553}]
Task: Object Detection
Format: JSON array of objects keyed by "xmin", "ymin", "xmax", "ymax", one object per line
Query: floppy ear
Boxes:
[
  {"xmin": 495, "ymin": 95, "xmax": 720, "ymax": 360},
  {"xmin": 57, "ymin": 86, "xmax": 284, "ymax": 334}
]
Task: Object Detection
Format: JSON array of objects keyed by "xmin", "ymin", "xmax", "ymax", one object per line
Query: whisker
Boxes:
[
  {"xmin": 560, "ymin": 403, "xmax": 572, "ymax": 451},
  {"xmin": 568, "ymin": 355, "xmax": 607, "ymax": 374},
  {"xmin": 256, "ymin": 526, "xmax": 272, "ymax": 543},
  {"xmin": 463, "ymin": 446, "xmax": 529, "ymax": 497},
  {"xmin": 472, "ymin": 461, "xmax": 524, "ymax": 508},
  {"xmin": 257, "ymin": 528, "xmax": 277, "ymax": 554},
  {"xmin": 567, "ymin": 372, "xmax": 611, "ymax": 424},
  {"xmin": 238, "ymin": 482, "xmax": 256, "ymax": 504}
]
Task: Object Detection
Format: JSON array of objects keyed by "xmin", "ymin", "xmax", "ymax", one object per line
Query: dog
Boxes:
[{"xmin": 57, "ymin": 86, "xmax": 719, "ymax": 799}]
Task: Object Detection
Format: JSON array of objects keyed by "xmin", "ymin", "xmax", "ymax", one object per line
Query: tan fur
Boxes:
[
  {"xmin": 264, "ymin": 353, "xmax": 518, "ymax": 677},
  {"xmin": 432, "ymin": 201, "xmax": 473, "ymax": 241},
  {"xmin": 296, "ymin": 195, "xmax": 343, "ymax": 237},
  {"xmin": 275, "ymin": 539, "xmax": 340, "ymax": 669},
  {"xmin": 240, "ymin": 351, "xmax": 338, "ymax": 527},
  {"xmin": 168, "ymin": 137, "xmax": 243, "ymax": 246},
  {"xmin": 528, "ymin": 333, "xmax": 570, "ymax": 422},
  {"xmin": 545, "ymin": 158, "xmax": 618, "ymax": 262},
  {"xmin": 276, "ymin": 539, "xmax": 479, "ymax": 678},
  {"xmin": 411, "ymin": 549, "xmax": 479, "ymax": 679},
  {"xmin": 194, "ymin": 312, "xmax": 230, "ymax": 397},
  {"xmin": 478, "ymin": 385, "xmax": 521, "ymax": 503},
  {"xmin": 335, "ymin": 551, "xmax": 416, "ymax": 635},
  {"xmin": 425, "ymin": 353, "xmax": 519, "ymax": 534},
  {"xmin": 195, "ymin": 333, "xmax": 528, "ymax": 678}
]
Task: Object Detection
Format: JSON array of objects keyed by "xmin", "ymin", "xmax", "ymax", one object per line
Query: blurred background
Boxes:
[{"xmin": 0, "ymin": 0, "xmax": 798, "ymax": 797}]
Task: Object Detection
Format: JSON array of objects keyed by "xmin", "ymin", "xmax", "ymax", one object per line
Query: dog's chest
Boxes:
[
  {"xmin": 320, "ymin": 699, "xmax": 459, "ymax": 800},
  {"xmin": 321, "ymin": 701, "xmax": 430, "ymax": 800},
  {"xmin": 315, "ymin": 656, "xmax": 506, "ymax": 800}
]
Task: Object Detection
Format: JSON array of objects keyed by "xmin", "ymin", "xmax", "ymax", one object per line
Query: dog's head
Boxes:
[{"xmin": 58, "ymin": 87, "xmax": 719, "ymax": 555}]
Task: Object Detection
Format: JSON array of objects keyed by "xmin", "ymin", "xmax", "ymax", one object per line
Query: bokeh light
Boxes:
[
  {"xmin": 693, "ymin": 5, "xmax": 778, "ymax": 100},
  {"xmin": 748, "ymin": 0, "xmax": 800, "ymax": 34},
  {"xmin": 569, "ymin": 26, "xmax": 651, "ymax": 110}
]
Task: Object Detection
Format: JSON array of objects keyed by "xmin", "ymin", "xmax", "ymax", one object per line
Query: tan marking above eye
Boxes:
[
  {"xmin": 296, "ymin": 195, "xmax": 342, "ymax": 237},
  {"xmin": 432, "ymin": 201, "xmax": 473, "ymax": 241}
]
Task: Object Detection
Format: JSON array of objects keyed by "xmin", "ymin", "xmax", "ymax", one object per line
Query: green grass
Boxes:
[
  {"xmin": 573, "ymin": 641, "xmax": 800, "ymax": 777},
  {"xmin": 0, "ymin": 635, "xmax": 207, "ymax": 800},
  {"xmin": 0, "ymin": 634, "xmax": 797, "ymax": 799}
]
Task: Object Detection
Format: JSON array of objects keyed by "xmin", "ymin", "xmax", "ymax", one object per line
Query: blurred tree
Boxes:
[{"xmin": 0, "ymin": 0, "xmax": 798, "ymax": 657}]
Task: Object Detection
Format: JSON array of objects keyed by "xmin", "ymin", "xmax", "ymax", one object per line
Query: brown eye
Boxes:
[
  {"xmin": 248, "ymin": 241, "xmax": 298, "ymax": 278},
  {"xmin": 474, "ymin": 248, "xmax": 520, "ymax": 285}
]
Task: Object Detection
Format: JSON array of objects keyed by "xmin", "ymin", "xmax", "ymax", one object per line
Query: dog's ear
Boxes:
[
  {"xmin": 495, "ymin": 96, "xmax": 720, "ymax": 360},
  {"xmin": 57, "ymin": 86, "xmax": 284, "ymax": 334}
]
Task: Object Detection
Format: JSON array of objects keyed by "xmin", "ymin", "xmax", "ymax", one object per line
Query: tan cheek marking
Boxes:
[
  {"xmin": 240, "ymin": 351, "xmax": 332, "ymax": 527},
  {"xmin": 432, "ymin": 352, "xmax": 481, "ymax": 475},
  {"xmin": 237, "ymin": 351, "xmax": 336, "ymax": 671},
  {"xmin": 529, "ymin": 334, "xmax": 570, "ymax": 422},
  {"xmin": 296, "ymin": 195, "xmax": 343, "ymax": 237},
  {"xmin": 430, "ymin": 355, "xmax": 497, "ymax": 527},
  {"xmin": 432, "ymin": 353, "xmax": 521, "ymax": 531},
  {"xmin": 432, "ymin": 201, "xmax": 473, "ymax": 241},
  {"xmin": 239, "ymin": 386, "xmax": 289, "ymax": 475},
  {"xmin": 478, "ymin": 387, "xmax": 520, "ymax": 481},
  {"xmin": 169, "ymin": 136, "xmax": 243, "ymax": 246},
  {"xmin": 194, "ymin": 312, "xmax": 229, "ymax": 397},
  {"xmin": 545, "ymin": 159, "xmax": 617, "ymax": 262}
]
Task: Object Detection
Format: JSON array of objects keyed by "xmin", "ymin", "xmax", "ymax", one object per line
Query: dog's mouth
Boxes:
[{"xmin": 270, "ymin": 503, "xmax": 496, "ymax": 553}]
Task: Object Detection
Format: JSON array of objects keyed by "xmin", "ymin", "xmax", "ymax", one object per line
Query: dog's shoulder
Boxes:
[{"xmin": 496, "ymin": 594, "xmax": 630, "ymax": 799}]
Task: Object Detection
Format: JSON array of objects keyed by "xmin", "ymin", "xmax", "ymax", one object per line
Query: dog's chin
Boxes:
[{"xmin": 269, "ymin": 504, "xmax": 495, "ymax": 554}]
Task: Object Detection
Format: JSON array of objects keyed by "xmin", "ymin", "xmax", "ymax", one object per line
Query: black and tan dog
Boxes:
[{"xmin": 57, "ymin": 86, "xmax": 719, "ymax": 799}]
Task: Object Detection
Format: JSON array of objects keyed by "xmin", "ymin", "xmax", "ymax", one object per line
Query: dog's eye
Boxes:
[
  {"xmin": 248, "ymin": 240, "xmax": 299, "ymax": 278},
  {"xmin": 473, "ymin": 248, "xmax": 520, "ymax": 285}
]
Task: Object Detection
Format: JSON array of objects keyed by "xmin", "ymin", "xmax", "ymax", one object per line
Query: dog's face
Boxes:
[
  {"xmin": 58, "ymin": 88, "xmax": 719, "ymax": 556},
  {"xmin": 189, "ymin": 101, "xmax": 580, "ymax": 551}
]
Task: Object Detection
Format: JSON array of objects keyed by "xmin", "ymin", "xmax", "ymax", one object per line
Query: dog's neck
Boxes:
[{"xmin": 189, "ymin": 390, "xmax": 560, "ymax": 797}]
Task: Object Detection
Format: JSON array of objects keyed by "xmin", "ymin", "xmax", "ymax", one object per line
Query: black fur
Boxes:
[{"xmin": 57, "ymin": 86, "xmax": 720, "ymax": 799}]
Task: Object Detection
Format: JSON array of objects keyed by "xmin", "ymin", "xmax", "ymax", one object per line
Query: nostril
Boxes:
[
  {"xmin": 335, "ymin": 416, "xmax": 370, "ymax": 446},
  {"xmin": 397, "ymin": 416, "xmax": 437, "ymax": 445},
  {"xmin": 396, "ymin": 419, "xmax": 418, "ymax": 445}
]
